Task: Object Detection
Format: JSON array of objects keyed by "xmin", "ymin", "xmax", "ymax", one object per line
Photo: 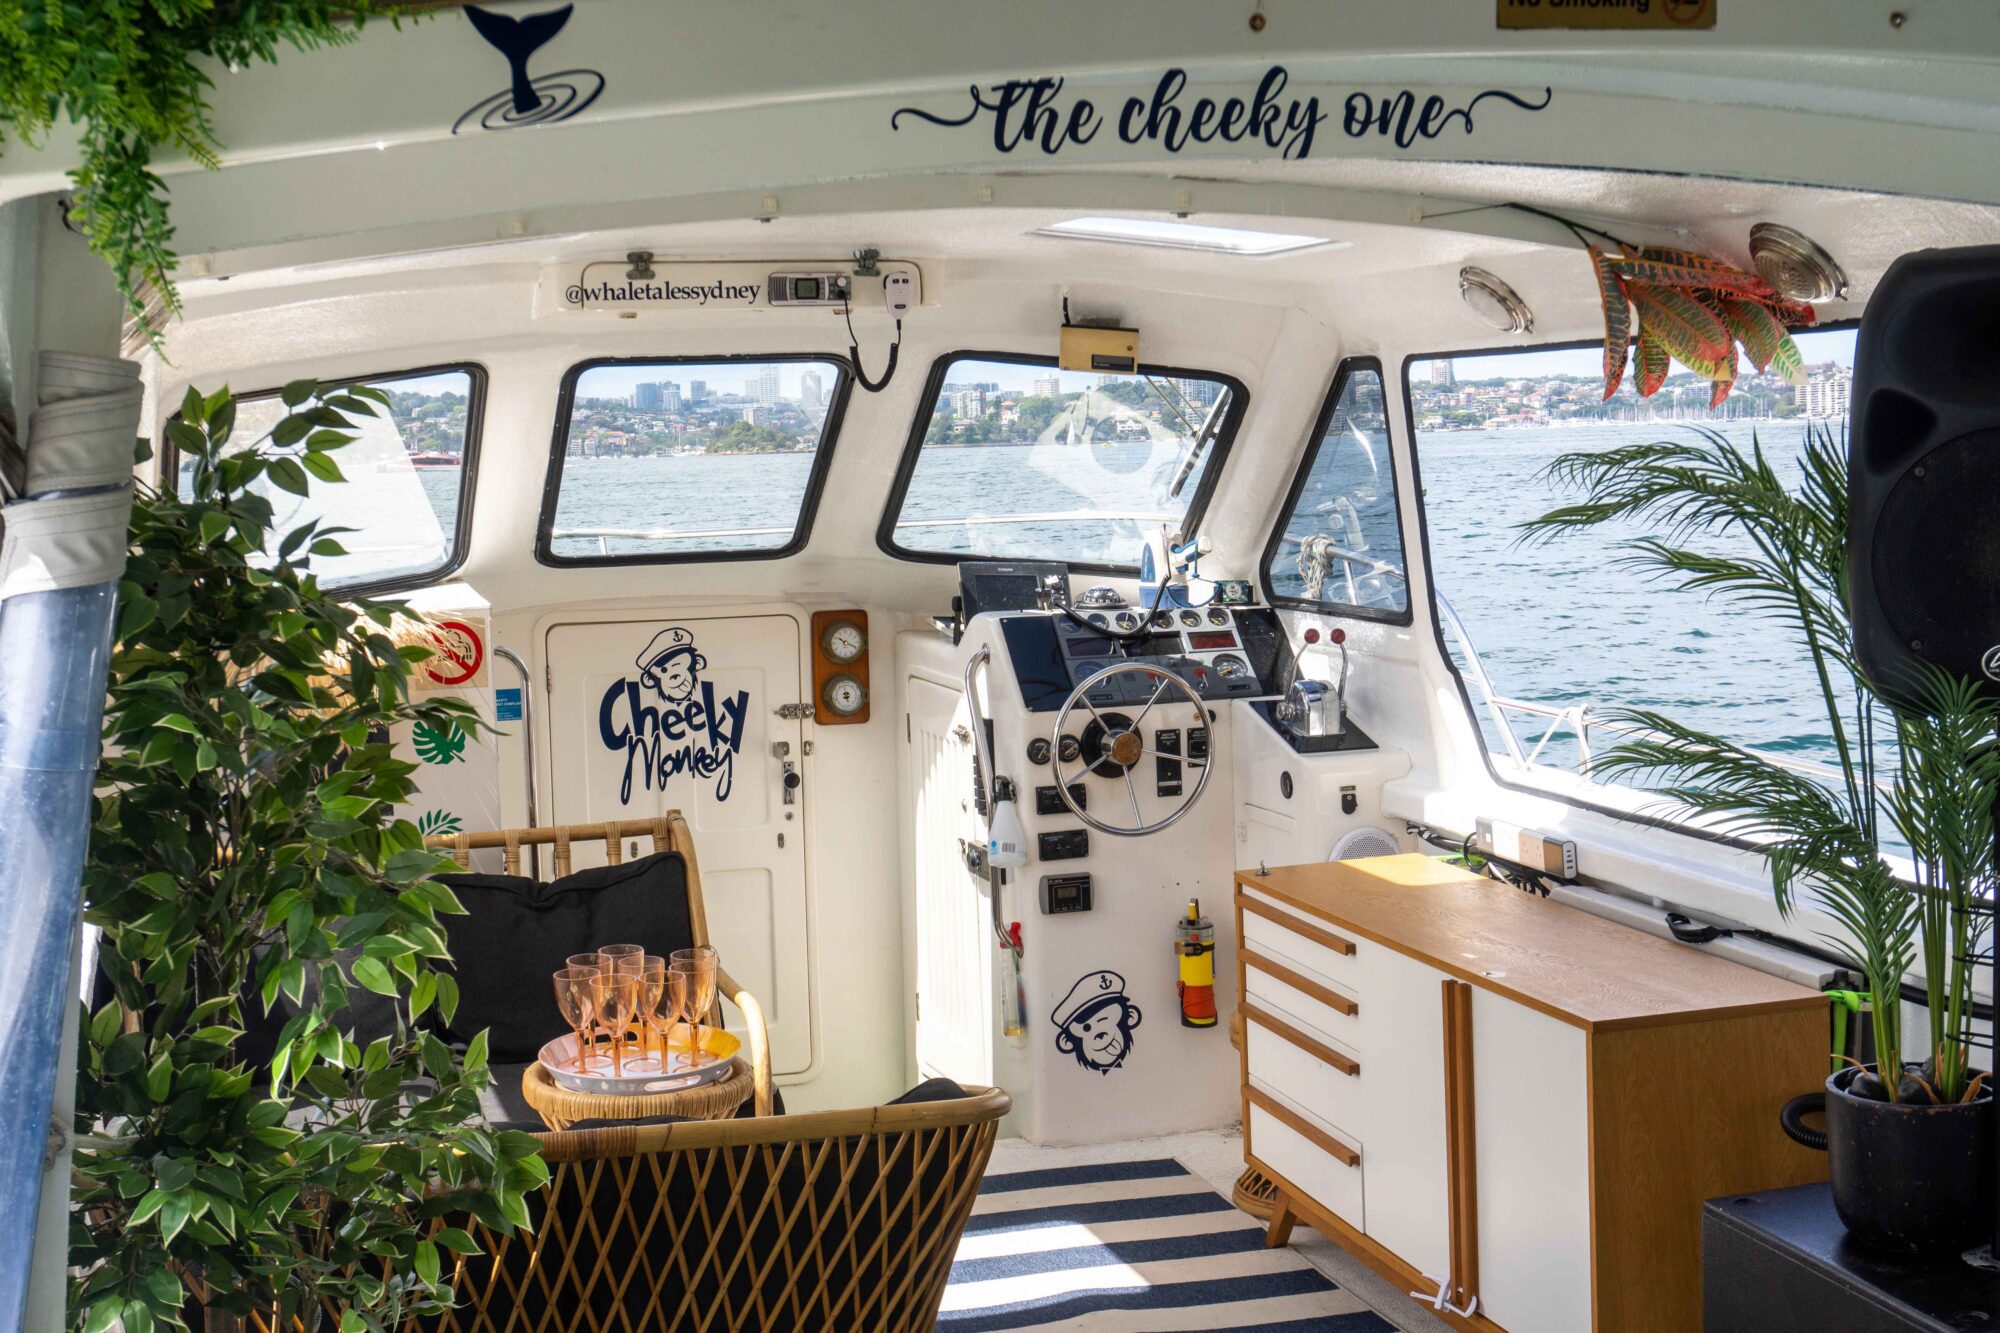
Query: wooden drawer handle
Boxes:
[
  {"xmin": 1238, "ymin": 894, "xmax": 1357, "ymax": 957},
  {"xmin": 1243, "ymin": 948, "xmax": 1358, "ymax": 1017},
  {"xmin": 1244, "ymin": 1001, "xmax": 1359, "ymax": 1076},
  {"xmin": 1248, "ymin": 1086, "xmax": 1359, "ymax": 1167}
]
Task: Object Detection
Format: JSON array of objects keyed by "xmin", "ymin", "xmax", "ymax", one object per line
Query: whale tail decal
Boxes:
[{"xmin": 465, "ymin": 4, "xmax": 574, "ymax": 115}]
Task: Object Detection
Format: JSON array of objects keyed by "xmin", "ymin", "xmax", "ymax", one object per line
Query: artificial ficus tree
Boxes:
[{"xmin": 69, "ymin": 383, "xmax": 545, "ymax": 1333}]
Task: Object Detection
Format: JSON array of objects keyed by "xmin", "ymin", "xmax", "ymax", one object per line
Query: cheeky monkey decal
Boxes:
[
  {"xmin": 1051, "ymin": 970, "xmax": 1142, "ymax": 1074},
  {"xmin": 598, "ymin": 627, "xmax": 750, "ymax": 805}
]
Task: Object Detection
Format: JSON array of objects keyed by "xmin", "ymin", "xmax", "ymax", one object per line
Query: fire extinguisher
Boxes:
[{"xmin": 1177, "ymin": 898, "xmax": 1217, "ymax": 1029}]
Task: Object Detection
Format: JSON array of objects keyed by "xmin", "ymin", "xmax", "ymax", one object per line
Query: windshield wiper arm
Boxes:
[{"xmin": 1168, "ymin": 388, "xmax": 1230, "ymax": 499}]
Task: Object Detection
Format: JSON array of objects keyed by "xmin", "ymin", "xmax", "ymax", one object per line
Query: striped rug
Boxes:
[{"xmin": 937, "ymin": 1158, "xmax": 1395, "ymax": 1331}]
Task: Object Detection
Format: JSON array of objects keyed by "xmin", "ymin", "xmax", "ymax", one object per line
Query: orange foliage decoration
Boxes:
[{"xmin": 1588, "ymin": 244, "xmax": 1812, "ymax": 403}]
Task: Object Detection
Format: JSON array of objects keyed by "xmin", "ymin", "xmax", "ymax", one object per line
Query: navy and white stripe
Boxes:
[{"xmin": 940, "ymin": 1159, "xmax": 1393, "ymax": 1331}]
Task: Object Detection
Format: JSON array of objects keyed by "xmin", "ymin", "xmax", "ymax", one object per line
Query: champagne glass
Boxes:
[
  {"xmin": 552, "ymin": 967, "xmax": 599, "ymax": 1073},
  {"xmin": 592, "ymin": 968, "xmax": 638, "ymax": 1076},
  {"xmin": 671, "ymin": 947, "xmax": 719, "ymax": 1062},
  {"xmin": 564, "ymin": 954, "xmax": 603, "ymax": 1060},
  {"xmin": 638, "ymin": 956, "xmax": 668, "ymax": 1069},
  {"xmin": 662, "ymin": 966, "xmax": 691, "ymax": 1071},
  {"xmin": 601, "ymin": 945, "xmax": 645, "ymax": 1057}
]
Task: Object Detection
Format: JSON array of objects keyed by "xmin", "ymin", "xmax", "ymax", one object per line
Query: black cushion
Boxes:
[
  {"xmin": 435, "ymin": 853, "xmax": 694, "ymax": 1064},
  {"xmin": 888, "ymin": 1076, "xmax": 968, "ymax": 1106}
]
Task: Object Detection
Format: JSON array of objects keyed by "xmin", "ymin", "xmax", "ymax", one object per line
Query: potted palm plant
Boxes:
[
  {"xmin": 69, "ymin": 384, "xmax": 547, "ymax": 1332},
  {"xmin": 1527, "ymin": 423, "xmax": 1995, "ymax": 1255}
]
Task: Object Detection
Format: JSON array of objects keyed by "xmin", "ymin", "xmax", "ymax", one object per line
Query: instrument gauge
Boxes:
[
  {"xmin": 822, "ymin": 673, "xmax": 868, "ymax": 717},
  {"xmin": 821, "ymin": 618, "xmax": 866, "ymax": 663},
  {"xmin": 1087, "ymin": 612, "xmax": 1109, "ymax": 628},
  {"xmin": 1152, "ymin": 611, "xmax": 1175, "ymax": 629},
  {"xmin": 1211, "ymin": 653, "xmax": 1249, "ymax": 679},
  {"xmin": 1115, "ymin": 611, "xmax": 1138, "ymax": 631},
  {"xmin": 1056, "ymin": 735, "xmax": 1083, "ymax": 764},
  {"xmin": 1179, "ymin": 610, "xmax": 1201, "ymax": 628},
  {"xmin": 1208, "ymin": 608, "xmax": 1231, "ymax": 627}
]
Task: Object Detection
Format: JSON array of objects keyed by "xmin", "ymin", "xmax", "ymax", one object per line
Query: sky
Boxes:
[
  {"xmin": 575, "ymin": 361, "xmax": 840, "ymax": 400},
  {"xmin": 1422, "ymin": 326, "xmax": 1857, "ymax": 382}
]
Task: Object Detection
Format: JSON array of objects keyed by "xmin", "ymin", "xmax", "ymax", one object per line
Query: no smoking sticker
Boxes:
[{"xmin": 418, "ymin": 618, "xmax": 487, "ymax": 691}]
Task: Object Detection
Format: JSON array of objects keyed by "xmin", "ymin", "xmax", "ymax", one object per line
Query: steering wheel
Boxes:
[{"xmin": 1050, "ymin": 661, "xmax": 1212, "ymax": 836}]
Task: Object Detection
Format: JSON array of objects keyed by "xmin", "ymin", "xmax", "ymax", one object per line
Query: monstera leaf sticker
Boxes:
[
  {"xmin": 1587, "ymin": 245, "xmax": 1813, "ymax": 407},
  {"xmin": 413, "ymin": 718, "xmax": 470, "ymax": 765},
  {"xmin": 416, "ymin": 809, "xmax": 465, "ymax": 838}
]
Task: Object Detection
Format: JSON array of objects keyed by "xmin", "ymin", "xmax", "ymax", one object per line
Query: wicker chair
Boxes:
[
  {"xmin": 410, "ymin": 1085, "xmax": 1010, "ymax": 1332},
  {"xmin": 426, "ymin": 813, "xmax": 773, "ymax": 1116}
]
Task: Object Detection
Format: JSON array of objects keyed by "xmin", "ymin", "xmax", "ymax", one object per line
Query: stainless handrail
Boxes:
[
  {"xmin": 960, "ymin": 646, "xmax": 1013, "ymax": 953},
  {"xmin": 492, "ymin": 646, "xmax": 539, "ymax": 880}
]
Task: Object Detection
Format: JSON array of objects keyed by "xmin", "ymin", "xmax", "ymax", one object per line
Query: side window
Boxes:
[
  {"xmin": 1262, "ymin": 360, "xmax": 1408, "ymax": 620},
  {"xmin": 185, "ymin": 366, "xmax": 481, "ymax": 592},
  {"xmin": 540, "ymin": 357, "xmax": 847, "ymax": 564},
  {"xmin": 1408, "ymin": 328, "xmax": 1858, "ymax": 797}
]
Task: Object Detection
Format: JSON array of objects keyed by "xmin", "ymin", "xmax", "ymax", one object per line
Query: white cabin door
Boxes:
[
  {"xmin": 906, "ymin": 677, "xmax": 992, "ymax": 1085},
  {"xmin": 545, "ymin": 613, "xmax": 812, "ymax": 1076}
]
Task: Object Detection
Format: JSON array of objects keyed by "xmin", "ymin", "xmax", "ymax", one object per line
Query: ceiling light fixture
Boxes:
[
  {"xmin": 1748, "ymin": 223, "xmax": 1849, "ymax": 302},
  {"xmin": 1459, "ymin": 267, "xmax": 1534, "ymax": 334},
  {"xmin": 1033, "ymin": 216, "xmax": 1340, "ymax": 256}
]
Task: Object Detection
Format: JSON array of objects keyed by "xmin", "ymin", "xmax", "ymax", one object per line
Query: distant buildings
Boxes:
[
  {"xmin": 801, "ymin": 369, "xmax": 824, "ymax": 412},
  {"xmin": 688, "ymin": 380, "xmax": 708, "ymax": 405},
  {"xmin": 660, "ymin": 381, "xmax": 682, "ymax": 412},
  {"xmin": 632, "ymin": 381, "xmax": 662, "ymax": 411},
  {"xmin": 1796, "ymin": 362, "xmax": 1852, "ymax": 419},
  {"xmin": 1429, "ymin": 360, "xmax": 1456, "ymax": 387},
  {"xmin": 952, "ymin": 388, "xmax": 989, "ymax": 420},
  {"xmin": 746, "ymin": 367, "xmax": 782, "ymax": 405},
  {"xmin": 1032, "ymin": 375, "xmax": 1063, "ymax": 399}
]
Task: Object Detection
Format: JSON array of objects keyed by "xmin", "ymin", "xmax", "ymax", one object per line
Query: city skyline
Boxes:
[{"xmin": 1432, "ymin": 326, "xmax": 1856, "ymax": 383}]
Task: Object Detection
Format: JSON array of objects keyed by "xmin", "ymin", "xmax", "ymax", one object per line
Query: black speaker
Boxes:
[{"xmin": 1848, "ymin": 244, "xmax": 2000, "ymax": 706}]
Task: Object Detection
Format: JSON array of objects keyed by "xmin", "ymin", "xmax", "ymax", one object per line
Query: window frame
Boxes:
[
  {"xmin": 1257, "ymin": 356, "xmax": 1413, "ymax": 627},
  {"xmin": 874, "ymin": 349, "xmax": 1250, "ymax": 576},
  {"xmin": 534, "ymin": 352, "xmax": 856, "ymax": 569},
  {"xmin": 163, "ymin": 360, "xmax": 489, "ymax": 600},
  {"xmin": 1399, "ymin": 323, "xmax": 1859, "ymax": 849}
]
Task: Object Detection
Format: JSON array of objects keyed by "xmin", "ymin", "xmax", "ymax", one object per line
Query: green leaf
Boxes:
[
  {"xmin": 155, "ymin": 713, "xmax": 199, "ymax": 734},
  {"xmin": 415, "ymin": 1239, "xmax": 441, "ymax": 1285},
  {"xmin": 267, "ymin": 457, "xmax": 312, "ymax": 497},
  {"xmin": 340, "ymin": 1311, "xmax": 367, "ymax": 1333},
  {"xmin": 159, "ymin": 1190, "xmax": 193, "ymax": 1242},
  {"xmin": 1586, "ymin": 246, "xmax": 1631, "ymax": 401},
  {"xmin": 1628, "ymin": 283, "xmax": 1733, "ymax": 379},
  {"xmin": 301, "ymin": 451, "xmax": 345, "ymax": 484},
  {"xmin": 351, "ymin": 955, "xmax": 398, "ymax": 996}
]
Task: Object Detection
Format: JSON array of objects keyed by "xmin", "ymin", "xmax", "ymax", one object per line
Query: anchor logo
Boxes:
[{"xmin": 455, "ymin": 4, "xmax": 606, "ymax": 135}]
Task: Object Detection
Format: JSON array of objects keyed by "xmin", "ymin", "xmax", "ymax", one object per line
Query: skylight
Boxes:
[{"xmin": 1032, "ymin": 216, "xmax": 1339, "ymax": 256}]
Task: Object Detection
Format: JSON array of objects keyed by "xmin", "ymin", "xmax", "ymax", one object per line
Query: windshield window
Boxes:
[
  {"xmin": 184, "ymin": 366, "xmax": 480, "ymax": 591},
  {"xmin": 541, "ymin": 357, "xmax": 847, "ymax": 564},
  {"xmin": 882, "ymin": 355, "xmax": 1242, "ymax": 569},
  {"xmin": 1263, "ymin": 361, "xmax": 1407, "ymax": 620}
]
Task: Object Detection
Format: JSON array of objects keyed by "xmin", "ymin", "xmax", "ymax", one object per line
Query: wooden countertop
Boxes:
[{"xmin": 1237, "ymin": 855, "xmax": 1826, "ymax": 1033}]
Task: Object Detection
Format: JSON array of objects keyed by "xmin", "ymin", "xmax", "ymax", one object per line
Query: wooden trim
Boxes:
[
  {"xmin": 810, "ymin": 609, "xmax": 872, "ymax": 725},
  {"xmin": 1243, "ymin": 1001, "xmax": 1359, "ymax": 1077},
  {"xmin": 1238, "ymin": 891, "xmax": 1357, "ymax": 957},
  {"xmin": 1238, "ymin": 864, "xmax": 1828, "ymax": 1034},
  {"xmin": 1442, "ymin": 979, "xmax": 1480, "ymax": 1315},
  {"xmin": 1242, "ymin": 947, "xmax": 1358, "ymax": 1016},
  {"xmin": 1250, "ymin": 1155, "xmax": 1507, "ymax": 1333},
  {"xmin": 1246, "ymin": 1086, "xmax": 1359, "ymax": 1167}
]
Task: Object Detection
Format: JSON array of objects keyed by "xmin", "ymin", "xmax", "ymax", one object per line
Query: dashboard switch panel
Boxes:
[{"xmin": 1037, "ymin": 829, "xmax": 1089, "ymax": 862}]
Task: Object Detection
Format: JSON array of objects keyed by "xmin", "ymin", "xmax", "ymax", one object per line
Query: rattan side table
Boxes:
[{"xmin": 521, "ymin": 1056, "xmax": 755, "ymax": 1130}]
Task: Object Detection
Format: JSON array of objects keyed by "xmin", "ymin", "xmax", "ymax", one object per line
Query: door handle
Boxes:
[{"xmin": 773, "ymin": 741, "xmax": 799, "ymax": 805}]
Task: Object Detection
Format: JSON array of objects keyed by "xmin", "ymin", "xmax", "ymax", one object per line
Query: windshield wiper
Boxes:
[{"xmin": 1166, "ymin": 386, "xmax": 1230, "ymax": 499}]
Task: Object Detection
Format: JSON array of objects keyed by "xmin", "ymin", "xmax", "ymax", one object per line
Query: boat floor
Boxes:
[{"xmin": 950, "ymin": 1128, "xmax": 1451, "ymax": 1332}]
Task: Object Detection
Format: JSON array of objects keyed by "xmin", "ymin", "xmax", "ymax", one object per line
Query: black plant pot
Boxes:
[{"xmin": 1780, "ymin": 1065, "xmax": 1994, "ymax": 1256}]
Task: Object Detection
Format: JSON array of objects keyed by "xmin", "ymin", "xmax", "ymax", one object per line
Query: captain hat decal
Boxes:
[{"xmin": 1051, "ymin": 969, "xmax": 1142, "ymax": 1075}]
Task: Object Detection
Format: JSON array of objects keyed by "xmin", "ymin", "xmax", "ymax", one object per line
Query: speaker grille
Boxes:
[{"xmin": 1871, "ymin": 426, "xmax": 2000, "ymax": 683}]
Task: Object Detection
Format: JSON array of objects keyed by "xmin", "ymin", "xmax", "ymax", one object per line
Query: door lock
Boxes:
[{"xmin": 774, "ymin": 740, "xmax": 801, "ymax": 805}]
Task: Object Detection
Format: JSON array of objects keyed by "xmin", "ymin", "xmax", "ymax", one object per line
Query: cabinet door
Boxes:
[
  {"xmin": 1471, "ymin": 991, "xmax": 1592, "ymax": 1333},
  {"xmin": 1356, "ymin": 946, "xmax": 1450, "ymax": 1283}
]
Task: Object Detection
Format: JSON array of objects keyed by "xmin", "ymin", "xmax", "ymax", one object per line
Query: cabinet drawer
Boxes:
[
  {"xmin": 1245, "ymin": 949, "xmax": 1363, "ymax": 1048},
  {"xmin": 1238, "ymin": 889, "xmax": 1361, "ymax": 992},
  {"xmin": 1247, "ymin": 1089, "xmax": 1363, "ymax": 1232},
  {"xmin": 1246, "ymin": 1007, "xmax": 1364, "ymax": 1136}
]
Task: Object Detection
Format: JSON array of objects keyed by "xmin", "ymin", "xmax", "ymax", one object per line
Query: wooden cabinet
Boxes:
[{"xmin": 1236, "ymin": 855, "xmax": 1828, "ymax": 1333}]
